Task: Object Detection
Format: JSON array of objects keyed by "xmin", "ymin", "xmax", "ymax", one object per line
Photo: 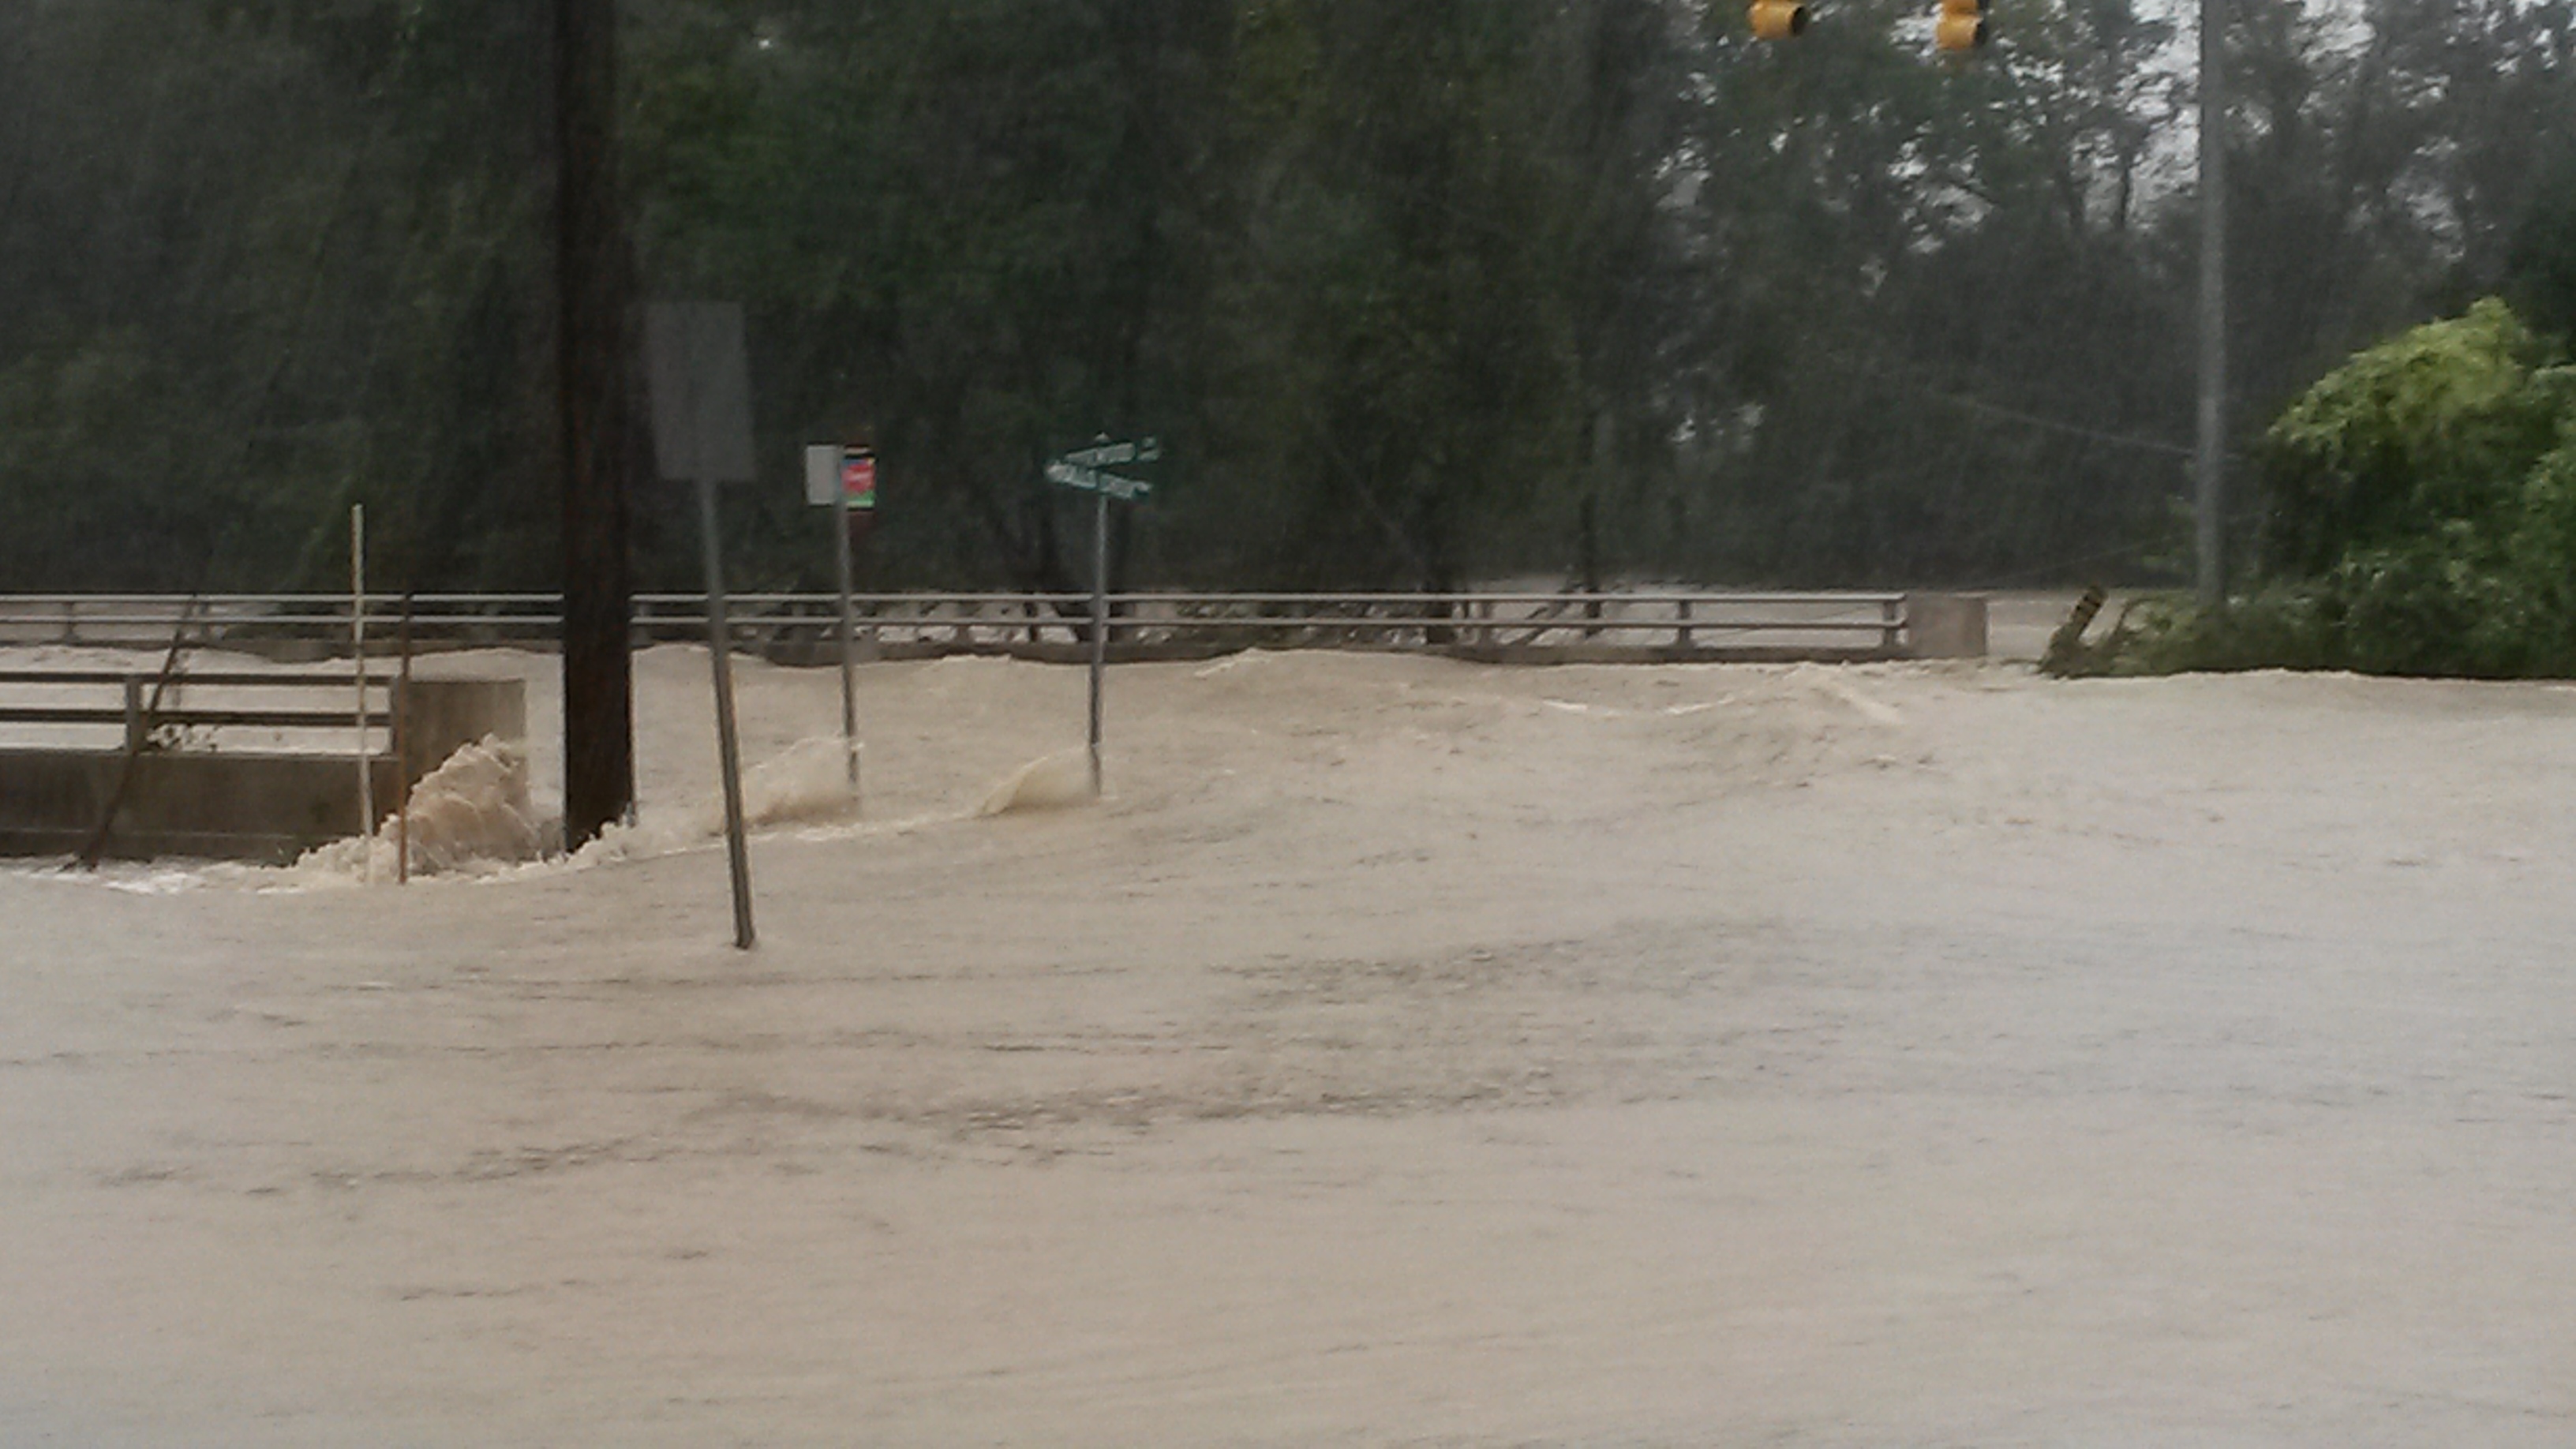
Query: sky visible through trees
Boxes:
[{"xmin": 1, "ymin": 0, "xmax": 2570, "ymax": 595}]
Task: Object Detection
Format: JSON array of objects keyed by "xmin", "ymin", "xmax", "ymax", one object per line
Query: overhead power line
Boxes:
[
  {"xmin": 1824, "ymin": 344, "xmax": 2240, "ymax": 462},
  {"xmin": 1922, "ymin": 388, "xmax": 2243, "ymax": 461}
]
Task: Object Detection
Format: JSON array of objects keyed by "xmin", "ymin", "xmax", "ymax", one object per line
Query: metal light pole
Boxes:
[{"xmin": 2195, "ymin": 0, "xmax": 2229, "ymax": 608}]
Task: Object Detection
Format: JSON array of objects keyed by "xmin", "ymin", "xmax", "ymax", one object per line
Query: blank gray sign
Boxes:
[{"xmin": 644, "ymin": 301, "xmax": 758, "ymax": 484}]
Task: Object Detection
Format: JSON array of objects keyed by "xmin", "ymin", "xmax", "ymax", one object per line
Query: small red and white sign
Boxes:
[
  {"xmin": 840, "ymin": 450, "xmax": 876, "ymax": 511},
  {"xmin": 805, "ymin": 443, "xmax": 879, "ymax": 511}
]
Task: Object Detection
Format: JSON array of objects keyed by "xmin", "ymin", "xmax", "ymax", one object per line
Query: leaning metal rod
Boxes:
[{"xmin": 72, "ymin": 597, "xmax": 202, "ymax": 870}]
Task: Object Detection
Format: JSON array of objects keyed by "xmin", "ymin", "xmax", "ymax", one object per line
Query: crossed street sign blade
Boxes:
[
  {"xmin": 1045, "ymin": 459, "xmax": 1152, "ymax": 502},
  {"xmin": 1064, "ymin": 436, "xmax": 1162, "ymax": 469}
]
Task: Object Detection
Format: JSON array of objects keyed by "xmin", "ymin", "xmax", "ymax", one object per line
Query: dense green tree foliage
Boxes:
[
  {"xmin": 2066, "ymin": 299, "xmax": 2576, "ymax": 677},
  {"xmin": 3, "ymin": 0, "xmax": 2572, "ymax": 595}
]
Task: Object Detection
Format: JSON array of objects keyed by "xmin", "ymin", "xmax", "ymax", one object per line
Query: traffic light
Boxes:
[
  {"xmin": 1936, "ymin": 0, "xmax": 1989, "ymax": 51},
  {"xmin": 1749, "ymin": 0, "xmax": 1809, "ymax": 39}
]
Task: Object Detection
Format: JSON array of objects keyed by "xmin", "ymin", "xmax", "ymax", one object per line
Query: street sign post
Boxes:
[
  {"xmin": 1045, "ymin": 437, "xmax": 1158, "ymax": 796},
  {"xmin": 803, "ymin": 442, "xmax": 877, "ymax": 805},
  {"xmin": 646, "ymin": 301, "xmax": 758, "ymax": 950}
]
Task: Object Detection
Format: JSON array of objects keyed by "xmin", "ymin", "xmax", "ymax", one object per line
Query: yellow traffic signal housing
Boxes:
[
  {"xmin": 1936, "ymin": 0, "xmax": 1989, "ymax": 51},
  {"xmin": 1749, "ymin": 0, "xmax": 1809, "ymax": 39}
]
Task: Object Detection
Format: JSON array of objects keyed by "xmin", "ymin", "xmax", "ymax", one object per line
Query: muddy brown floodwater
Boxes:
[{"xmin": 4, "ymin": 645, "xmax": 2574, "ymax": 1444}]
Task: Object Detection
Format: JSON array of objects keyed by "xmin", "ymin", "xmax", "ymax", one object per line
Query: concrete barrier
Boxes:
[
  {"xmin": 1904, "ymin": 594, "xmax": 1989, "ymax": 659},
  {"xmin": 0, "ymin": 751, "xmax": 410, "ymax": 863},
  {"xmin": 0, "ymin": 675, "xmax": 526, "ymax": 863},
  {"xmin": 398, "ymin": 677, "xmax": 526, "ymax": 784}
]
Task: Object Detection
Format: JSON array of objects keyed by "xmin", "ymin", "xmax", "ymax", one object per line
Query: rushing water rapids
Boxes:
[{"xmin": 4, "ymin": 643, "xmax": 2574, "ymax": 1444}]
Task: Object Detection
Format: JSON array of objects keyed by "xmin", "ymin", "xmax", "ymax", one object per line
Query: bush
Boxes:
[
  {"xmin": 2054, "ymin": 588, "xmax": 2343, "ymax": 677},
  {"xmin": 2263, "ymin": 300, "xmax": 2570, "ymax": 573},
  {"xmin": 2066, "ymin": 300, "xmax": 2576, "ymax": 679}
]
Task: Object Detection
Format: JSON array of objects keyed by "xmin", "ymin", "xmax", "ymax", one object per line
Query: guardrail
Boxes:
[
  {"xmin": 0, "ymin": 668, "xmax": 391, "ymax": 754},
  {"xmin": 0, "ymin": 665, "xmax": 398, "ymax": 863},
  {"xmin": 0, "ymin": 590, "xmax": 1923, "ymax": 659}
]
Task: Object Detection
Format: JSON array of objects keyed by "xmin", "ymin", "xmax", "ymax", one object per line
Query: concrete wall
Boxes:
[
  {"xmin": 399, "ymin": 677, "xmax": 526, "ymax": 782},
  {"xmin": 0, "ymin": 751, "xmax": 408, "ymax": 863},
  {"xmin": 0, "ymin": 675, "xmax": 526, "ymax": 863},
  {"xmin": 1904, "ymin": 594, "xmax": 1989, "ymax": 660}
]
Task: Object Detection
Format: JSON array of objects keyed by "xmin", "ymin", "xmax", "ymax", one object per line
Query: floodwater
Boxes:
[{"xmin": 4, "ymin": 644, "xmax": 2574, "ymax": 1443}]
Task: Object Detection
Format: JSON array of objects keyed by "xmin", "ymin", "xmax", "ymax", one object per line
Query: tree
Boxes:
[{"xmin": 4, "ymin": 0, "xmax": 2574, "ymax": 601}]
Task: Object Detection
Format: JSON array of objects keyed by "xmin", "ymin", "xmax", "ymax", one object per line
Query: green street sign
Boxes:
[
  {"xmin": 1048, "ymin": 438, "xmax": 1160, "ymax": 798},
  {"xmin": 1044, "ymin": 460, "xmax": 1152, "ymax": 502},
  {"xmin": 1065, "ymin": 436, "xmax": 1162, "ymax": 468}
]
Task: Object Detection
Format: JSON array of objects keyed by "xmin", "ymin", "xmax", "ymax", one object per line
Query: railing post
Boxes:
[
  {"xmin": 61, "ymin": 600, "xmax": 77, "ymax": 646},
  {"xmin": 1678, "ymin": 597, "xmax": 1694, "ymax": 651},
  {"xmin": 123, "ymin": 676, "xmax": 145, "ymax": 754},
  {"xmin": 1883, "ymin": 597, "xmax": 1903, "ymax": 653},
  {"xmin": 396, "ymin": 593, "xmax": 413, "ymax": 885}
]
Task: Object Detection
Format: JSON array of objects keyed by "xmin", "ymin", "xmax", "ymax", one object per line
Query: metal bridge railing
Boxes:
[{"xmin": 0, "ymin": 590, "xmax": 1914, "ymax": 657}]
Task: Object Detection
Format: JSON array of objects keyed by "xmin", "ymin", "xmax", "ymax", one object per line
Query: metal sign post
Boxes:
[
  {"xmin": 647, "ymin": 301, "xmax": 759, "ymax": 950},
  {"xmin": 1088, "ymin": 481, "xmax": 1109, "ymax": 796},
  {"xmin": 395, "ymin": 593, "xmax": 413, "ymax": 885},
  {"xmin": 1043, "ymin": 437, "xmax": 1158, "ymax": 797},
  {"xmin": 804, "ymin": 443, "xmax": 876, "ymax": 807},
  {"xmin": 694, "ymin": 475, "xmax": 755, "ymax": 949},
  {"xmin": 834, "ymin": 470, "xmax": 859, "ymax": 802},
  {"xmin": 350, "ymin": 503, "xmax": 372, "ymax": 882}
]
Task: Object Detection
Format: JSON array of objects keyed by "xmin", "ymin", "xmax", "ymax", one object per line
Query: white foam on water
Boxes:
[
  {"xmin": 736, "ymin": 736, "xmax": 864, "ymax": 832},
  {"xmin": 567, "ymin": 736, "xmax": 863, "ymax": 869},
  {"xmin": 289, "ymin": 736, "xmax": 550, "ymax": 885},
  {"xmin": 13, "ymin": 720, "xmax": 1077, "ymax": 894},
  {"xmin": 92, "ymin": 867, "xmax": 208, "ymax": 896},
  {"xmin": 1822, "ymin": 680, "xmax": 1905, "ymax": 727},
  {"xmin": 0, "ymin": 861, "xmax": 211, "ymax": 895},
  {"xmin": 1192, "ymin": 650, "xmax": 1278, "ymax": 678},
  {"xmin": 1769, "ymin": 662, "xmax": 1906, "ymax": 728},
  {"xmin": 978, "ymin": 748, "xmax": 1098, "ymax": 815}
]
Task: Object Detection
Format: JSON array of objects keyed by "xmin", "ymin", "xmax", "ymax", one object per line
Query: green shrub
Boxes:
[
  {"xmin": 2059, "ymin": 587, "xmax": 2345, "ymax": 677},
  {"xmin": 2263, "ymin": 299, "xmax": 2569, "ymax": 576},
  {"xmin": 2072, "ymin": 300, "xmax": 2576, "ymax": 679}
]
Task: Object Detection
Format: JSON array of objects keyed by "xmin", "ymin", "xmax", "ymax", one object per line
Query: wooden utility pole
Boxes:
[
  {"xmin": 2195, "ymin": 0, "xmax": 2230, "ymax": 608},
  {"xmin": 556, "ymin": 0, "xmax": 636, "ymax": 845}
]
